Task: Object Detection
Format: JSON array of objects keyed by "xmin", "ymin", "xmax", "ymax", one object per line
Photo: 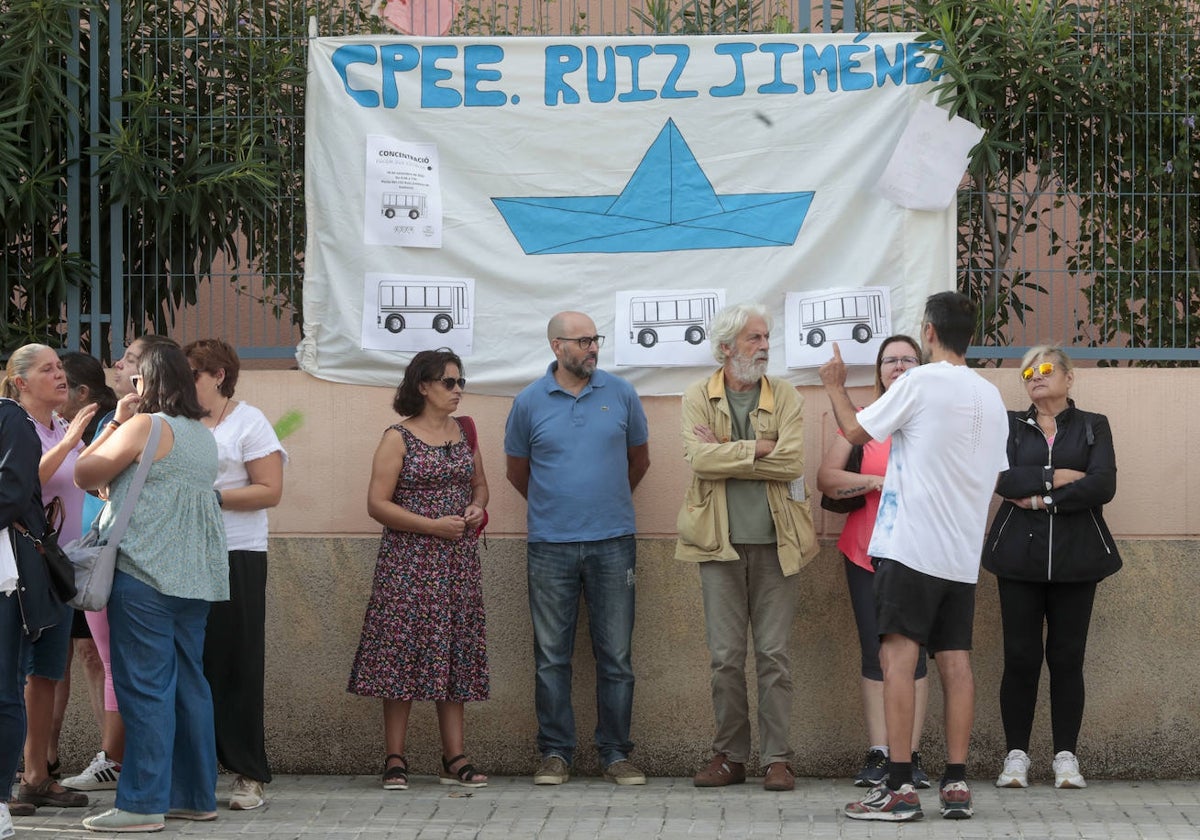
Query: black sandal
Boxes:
[
  {"xmin": 439, "ymin": 753, "xmax": 487, "ymax": 788},
  {"xmin": 382, "ymin": 754, "xmax": 408, "ymax": 790}
]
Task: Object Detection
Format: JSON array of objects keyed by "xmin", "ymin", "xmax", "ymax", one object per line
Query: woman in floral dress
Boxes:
[{"xmin": 349, "ymin": 349, "xmax": 490, "ymax": 790}]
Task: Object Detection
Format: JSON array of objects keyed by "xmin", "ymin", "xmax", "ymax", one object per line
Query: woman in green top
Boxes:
[{"xmin": 74, "ymin": 341, "xmax": 227, "ymax": 833}]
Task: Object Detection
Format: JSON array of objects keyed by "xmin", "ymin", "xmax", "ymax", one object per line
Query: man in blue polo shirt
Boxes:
[{"xmin": 504, "ymin": 310, "xmax": 651, "ymax": 787}]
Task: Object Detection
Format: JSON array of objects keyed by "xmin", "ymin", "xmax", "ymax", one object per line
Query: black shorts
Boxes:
[
  {"xmin": 70, "ymin": 608, "xmax": 92, "ymax": 640},
  {"xmin": 873, "ymin": 557, "xmax": 975, "ymax": 655}
]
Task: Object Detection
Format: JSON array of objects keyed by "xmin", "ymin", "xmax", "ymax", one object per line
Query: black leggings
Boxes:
[{"xmin": 997, "ymin": 577, "xmax": 1098, "ymax": 754}]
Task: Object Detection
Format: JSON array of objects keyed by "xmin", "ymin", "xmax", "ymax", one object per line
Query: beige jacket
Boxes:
[{"xmin": 675, "ymin": 369, "xmax": 819, "ymax": 576}]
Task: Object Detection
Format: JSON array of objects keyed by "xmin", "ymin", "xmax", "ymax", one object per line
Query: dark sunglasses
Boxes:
[{"xmin": 434, "ymin": 377, "xmax": 466, "ymax": 390}]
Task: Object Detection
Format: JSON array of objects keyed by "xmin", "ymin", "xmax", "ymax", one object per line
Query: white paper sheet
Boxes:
[
  {"xmin": 785, "ymin": 286, "xmax": 893, "ymax": 368},
  {"xmin": 614, "ymin": 289, "xmax": 726, "ymax": 367},
  {"xmin": 360, "ymin": 272, "xmax": 475, "ymax": 354},
  {"xmin": 876, "ymin": 99, "xmax": 984, "ymax": 211},
  {"xmin": 362, "ymin": 136, "xmax": 443, "ymax": 248},
  {"xmin": 0, "ymin": 528, "xmax": 17, "ymax": 595}
]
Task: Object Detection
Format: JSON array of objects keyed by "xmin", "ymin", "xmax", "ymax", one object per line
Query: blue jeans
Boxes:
[
  {"xmin": 527, "ymin": 536, "xmax": 636, "ymax": 767},
  {"xmin": 0, "ymin": 592, "xmax": 29, "ymax": 790},
  {"xmin": 21, "ymin": 598, "xmax": 72, "ymax": 679},
  {"xmin": 108, "ymin": 571, "xmax": 217, "ymax": 814}
]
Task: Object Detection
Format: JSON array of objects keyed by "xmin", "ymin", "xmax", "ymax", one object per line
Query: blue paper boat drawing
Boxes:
[{"xmin": 492, "ymin": 119, "xmax": 815, "ymax": 255}]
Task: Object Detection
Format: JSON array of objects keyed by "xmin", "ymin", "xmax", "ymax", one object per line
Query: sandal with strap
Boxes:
[
  {"xmin": 439, "ymin": 754, "xmax": 488, "ymax": 788},
  {"xmin": 382, "ymin": 754, "xmax": 408, "ymax": 791}
]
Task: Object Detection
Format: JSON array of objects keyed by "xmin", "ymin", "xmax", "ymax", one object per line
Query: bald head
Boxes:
[{"xmin": 547, "ymin": 311, "xmax": 596, "ymax": 343}]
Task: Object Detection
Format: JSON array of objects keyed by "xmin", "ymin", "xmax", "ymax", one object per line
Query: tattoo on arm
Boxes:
[{"xmin": 838, "ymin": 483, "xmax": 870, "ymax": 498}]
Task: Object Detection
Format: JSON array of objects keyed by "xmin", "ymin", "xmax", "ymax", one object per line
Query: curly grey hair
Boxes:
[{"xmin": 708, "ymin": 303, "xmax": 771, "ymax": 363}]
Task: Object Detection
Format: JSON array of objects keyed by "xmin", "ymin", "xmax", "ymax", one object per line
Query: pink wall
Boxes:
[{"xmin": 250, "ymin": 366, "xmax": 1179, "ymax": 540}]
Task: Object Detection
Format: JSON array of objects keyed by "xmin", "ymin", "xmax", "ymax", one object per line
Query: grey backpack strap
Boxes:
[{"xmin": 105, "ymin": 415, "xmax": 163, "ymax": 546}]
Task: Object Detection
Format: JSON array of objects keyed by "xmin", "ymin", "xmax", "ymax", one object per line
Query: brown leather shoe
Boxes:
[
  {"xmin": 693, "ymin": 753, "xmax": 746, "ymax": 787},
  {"xmin": 7, "ymin": 798, "xmax": 36, "ymax": 817},
  {"xmin": 17, "ymin": 777, "xmax": 89, "ymax": 808},
  {"xmin": 763, "ymin": 762, "xmax": 795, "ymax": 791}
]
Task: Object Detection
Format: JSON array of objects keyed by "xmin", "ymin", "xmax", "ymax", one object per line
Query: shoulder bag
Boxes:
[
  {"xmin": 456, "ymin": 415, "xmax": 489, "ymax": 537},
  {"xmin": 11, "ymin": 485, "xmax": 76, "ymax": 604},
  {"xmin": 64, "ymin": 415, "xmax": 163, "ymax": 610},
  {"xmin": 820, "ymin": 443, "xmax": 866, "ymax": 514}
]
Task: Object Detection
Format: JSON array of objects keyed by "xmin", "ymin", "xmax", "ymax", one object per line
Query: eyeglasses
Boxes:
[
  {"xmin": 881, "ymin": 355, "xmax": 920, "ymax": 367},
  {"xmin": 556, "ymin": 335, "xmax": 605, "ymax": 349},
  {"xmin": 1021, "ymin": 362, "xmax": 1055, "ymax": 381},
  {"xmin": 435, "ymin": 377, "xmax": 466, "ymax": 390}
]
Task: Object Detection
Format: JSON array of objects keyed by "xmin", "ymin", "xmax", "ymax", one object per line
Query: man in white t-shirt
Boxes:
[{"xmin": 819, "ymin": 292, "xmax": 1008, "ymax": 823}]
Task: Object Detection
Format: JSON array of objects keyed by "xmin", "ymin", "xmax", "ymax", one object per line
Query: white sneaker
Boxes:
[
  {"xmin": 62, "ymin": 751, "xmax": 122, "ymax": 791},
  {"xmin": 0, "ymin": 802, "xmax": 14, "ymax": 840},
  {"xmin": 1052, "ymin": 750, "xmax": 1087, "ymax": 789},
  {"xmin": 81, "ymin": 808, "xmax": 165, "ymax": 833},
  {"xmin": 229, "ymin": 775, "xmax": 265, "ymax": 811},
  {"xmin": 995, "ymin": 749, "xmax": 1030, "ymax": 788}
]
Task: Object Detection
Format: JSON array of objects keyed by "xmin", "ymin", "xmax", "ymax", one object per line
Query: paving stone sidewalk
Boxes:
[{"xmin": 16, "ymin": 775, "xmax": 1199, "ymax": 839}]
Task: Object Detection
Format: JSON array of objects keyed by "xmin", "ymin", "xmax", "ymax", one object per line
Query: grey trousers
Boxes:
[{"xmin": 698, "ymin": 544, "xmax": 800, "ymax": 766}]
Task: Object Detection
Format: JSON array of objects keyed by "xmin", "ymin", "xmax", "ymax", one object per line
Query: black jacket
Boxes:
[
  {"xmin": 982, "ymin": 401, "xmax": 1121, "ymax": 582},
  {"xmin": 0, "ymin": 398, "xmax": 57, "ymax": 640}
]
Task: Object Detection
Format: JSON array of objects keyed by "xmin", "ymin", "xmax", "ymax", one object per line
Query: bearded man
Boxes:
[
  {"xmin": 505, "ymin": 310, "xmax": 651, "ymax": 787},
  {"xmin": 676, "ymin": 303, "xmax": 819, "ymax": 793}
]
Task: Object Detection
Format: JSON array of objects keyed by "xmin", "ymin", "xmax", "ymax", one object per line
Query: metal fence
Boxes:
[{"xmin": 3, "ymin": 0, "xmax": 1196, "ymax": 365}]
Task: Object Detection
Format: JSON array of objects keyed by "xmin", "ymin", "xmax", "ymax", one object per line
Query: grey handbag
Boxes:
[{"xmin": 65, "ymin": 415, "xmax": 163, "ymax": 611}]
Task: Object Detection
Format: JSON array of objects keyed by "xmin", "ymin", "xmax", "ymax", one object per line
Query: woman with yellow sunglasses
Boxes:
[{"xmin": 982, "ymin": 346, "xmax": 1121, "ymax": 791}]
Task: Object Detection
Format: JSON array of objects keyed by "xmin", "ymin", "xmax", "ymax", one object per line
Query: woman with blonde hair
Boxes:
[
  {"xmin": 2, "ymin": 345, "xmax": 94, "ymax": 812},
  {"xmin": 0, "ymin": 358, "xmax": 56, "ymax": 839},
  {"xmin": 984, "ymin": 346, "xmax": 1120, "ymax": 790}
]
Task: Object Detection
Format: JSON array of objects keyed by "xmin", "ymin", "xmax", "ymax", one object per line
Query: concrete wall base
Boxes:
[{"xmin": 52, "ymin": 537, "xmax": 1198, "ymax": 781}]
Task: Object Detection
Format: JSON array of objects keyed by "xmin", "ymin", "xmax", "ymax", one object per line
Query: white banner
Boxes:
[{"xmin": 299, "ymin": 33, "xmax": 955, "ymax": 395}]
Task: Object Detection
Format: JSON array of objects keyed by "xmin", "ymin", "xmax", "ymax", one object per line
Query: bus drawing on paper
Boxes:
[
  {"xmin": 629, "ymin": 292, "xmax": 719, "ymax": 348},
  {"xmin": 798, "ymin": 289, "xmax": 886, "ymax": 348},
  {"xmin": 381, "ymin": 192, "xmax": 427, "ymax": 220},
  {"xmin": 377, "ymin": 280, "xmax": 470, "ymax": 334}
]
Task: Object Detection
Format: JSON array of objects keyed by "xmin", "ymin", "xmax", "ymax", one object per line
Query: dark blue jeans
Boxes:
[
  {"xmin": 108, "ymin": 571, "xmax": 217, "ymax": 814},
  {"xmin": 0, "ymin": 592, "xmax": 29, "ymax": 791},
  {"xmin": 527, "ymin": 536, "xmax": 636, "ymax": 767}
]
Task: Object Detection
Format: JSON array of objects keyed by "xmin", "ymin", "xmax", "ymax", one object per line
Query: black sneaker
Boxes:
[
  {"xmin": 853, "ymin": 749, "xmax": 888, "ymax": 787},
  {"xmin": 911, "ymin": 751, "xmax": 930, "ymax": 789}
]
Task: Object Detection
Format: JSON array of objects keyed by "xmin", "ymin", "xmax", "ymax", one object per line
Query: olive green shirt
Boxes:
[{"xmin": 724, "ymin": 386, "xmax": 776, "ymax": 544}]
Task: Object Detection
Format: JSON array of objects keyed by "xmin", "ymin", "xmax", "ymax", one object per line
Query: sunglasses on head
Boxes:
[
  {"xmin": 1021, "ymin": 362, "xmax": 1055, "ymax": 381},
  {"xmin": 434, "ymin": 377, "xmax": 466, "ymax": 390}
]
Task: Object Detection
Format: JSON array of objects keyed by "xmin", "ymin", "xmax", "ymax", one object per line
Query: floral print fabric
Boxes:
[{"xmin": 348, "ymin": 422, "xmax": 489, "ymax": 702}]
